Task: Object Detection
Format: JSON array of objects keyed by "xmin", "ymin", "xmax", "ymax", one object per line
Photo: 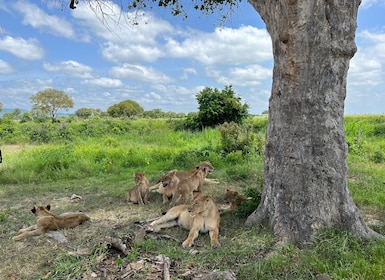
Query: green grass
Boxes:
[{"xmin": 1, "ymin": 115, "xmax": 385, "ymax": 279}]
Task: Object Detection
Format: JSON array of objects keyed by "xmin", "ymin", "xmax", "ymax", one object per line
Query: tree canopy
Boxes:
[
  {"xmin": 30, "ymin": 88, "xmax": 74, "ymax": 123},
  {"xmin": 107, "ymin": 100, "xmax": 144, "ymax": 118},
  {"xmin": 196, "ymin": 85, "xmax": 249, "ymax": 127}
]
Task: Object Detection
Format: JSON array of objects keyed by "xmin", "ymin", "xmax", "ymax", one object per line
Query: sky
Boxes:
[{"xmin": 0, "ymin": 0, "xmax": 384, "ymax": 115}]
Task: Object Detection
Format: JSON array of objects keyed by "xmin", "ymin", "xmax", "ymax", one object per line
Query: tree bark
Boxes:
[{"xmin": 245, "ymin": 0, "xmax": 382, "ymax": 243}]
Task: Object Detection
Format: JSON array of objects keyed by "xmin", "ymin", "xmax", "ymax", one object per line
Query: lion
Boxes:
[
  {"xmin": 223, "ymin": 189, "xmax": 252, "ymax": 211},
  {"xmin": 12, "ymin": 205, "xmax": 90, "ymax": 241},
  {"xmin": 149, "ymin": 169, "xmax": 179, "ymax": 204},
  {"xmin": 148, "ymin": 194, "xmax": 221, "ymax": 248},
  {"xmin": 169, "ymin": 167, "xmax": 207, "ymax": 206},
  {"xmin": 125, "ymin": 171, "xmax": 150, "ymax": 205},
  {"xmin": 150, "ymin": 161, "xmax": 219, "ymax": 193}
]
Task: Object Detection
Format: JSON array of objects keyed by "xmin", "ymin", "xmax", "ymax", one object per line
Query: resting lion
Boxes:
[
  {"xmin": 223, "ymin": 189, "xmax": 252, "ymax": 211},
  {"xmin": 148, "ymin": 194, "xmax": 221, "ymax": 248},
  {"xmin": 12, "ymin": 205, "xmax": 90, "ymax": 241},
  {"xmin": 125, "ymin": 171, "xmax": 150, "ymax": 205}
]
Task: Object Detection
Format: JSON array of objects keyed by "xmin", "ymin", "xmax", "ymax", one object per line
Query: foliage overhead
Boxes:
[
  {"xmin": 128, "ymin": 0, "xmax": 240, "ymax": 18},
  {"xmin": 196, "ymin": 85, "xmax": 249, "ymax": 128},
  {"xmin": 107, "ymin": 99, "xmax": 144, "ymax": 118},
  {"xmin": 30, "ymin": 88, "xmax": 74, "ymax": 123}
]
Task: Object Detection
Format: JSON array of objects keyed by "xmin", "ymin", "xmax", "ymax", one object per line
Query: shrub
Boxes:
[{"xmin": 218, "ymin": 122, "xmax": 262, "ymax": 156}]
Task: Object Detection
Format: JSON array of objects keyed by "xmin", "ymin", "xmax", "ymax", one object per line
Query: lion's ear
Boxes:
[
  {"xmin": 46, "ymin": 205, "xmax": 51, "ymax": 210},
  {"xmin": 31, "ymin": 207, "xmax": 36, "ymax": 214}
]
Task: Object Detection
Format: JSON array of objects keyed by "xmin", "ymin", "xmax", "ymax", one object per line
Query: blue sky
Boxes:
[{"xmin": 0, "ymin": 0, "xmax": 384, "ymax": 115}]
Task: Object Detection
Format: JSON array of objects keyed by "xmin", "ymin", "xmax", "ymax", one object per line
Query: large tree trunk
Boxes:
[{"xmin": 245, "ymin": 0, "xmax": 382, "ymax": 243}]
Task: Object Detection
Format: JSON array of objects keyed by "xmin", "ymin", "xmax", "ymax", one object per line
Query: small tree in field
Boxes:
[
  {"xmin": 107, "ymin": 100, "xmax": 144, "ymax": 118},
  {"xmin": 75, "ymin": 107, "xmax": 94, "ymax": 119},
  {"xmin": 30, "ymin": 89, "xmax": 74, "ymax": 123},
  {"xmin": 196, "ymin": 85, "xmax": 249, "ymax": 128}
]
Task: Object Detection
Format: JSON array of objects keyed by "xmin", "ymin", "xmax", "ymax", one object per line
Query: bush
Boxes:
[{"xmin": 218, "ymin": 122, "xmax": 262, "ymax": 156}]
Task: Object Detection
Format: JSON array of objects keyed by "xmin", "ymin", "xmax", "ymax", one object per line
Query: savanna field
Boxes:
[{"xmin": 1, "ymin": 115, "xmax": 385, "ymax": 279}]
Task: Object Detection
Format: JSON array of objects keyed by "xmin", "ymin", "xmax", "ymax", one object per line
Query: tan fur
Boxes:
[
  {"xmin": 150, "ymin": 161, "xmax": 219, "ymax": 195},
  {"xmin": 151, "ymin": 170, "xmax": 179, "ymax": 204},
  {"xmin": 149, "ymin": 195, "xmax": 220, "ymax": 248},
  {"xmin": 12, "ymin": 205, "xmax": 90, "ymax": 241},
  {"xmin": 125, "ymin": 172, "xmax": 150, "ymax": 205},
  {"xmin": 170, "ymin": 167, "xmax": 206, "ymax": 206},
  {"xmin": 223, "ymin": 189, "xmax": 252, "ymax": 210}
]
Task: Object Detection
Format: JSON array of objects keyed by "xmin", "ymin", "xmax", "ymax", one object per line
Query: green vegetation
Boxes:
[
  {"xmin": 185, "ymin": 85, "xmax": 249, "ymax": 130},
  {"xmin": 107, "ymin": 99, "xmax": 144, "ymax": 118},
  {"xmin": 1, "ymin": 114, "xmax": 385, "ymax": 279},
  {"xmin": 30, "ymin": 88, "xmax": 74, "ymax": 123}
]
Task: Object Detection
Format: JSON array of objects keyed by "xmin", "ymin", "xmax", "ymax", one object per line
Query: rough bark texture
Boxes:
[{"xmin": 245, "ymin": 0, "xmax": 382, "ymax": 243}]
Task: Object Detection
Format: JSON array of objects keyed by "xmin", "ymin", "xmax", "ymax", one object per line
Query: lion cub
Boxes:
[
  {"xmin": 148, "ymin": 194, "xmax": 221, "ymax": 248},
  {"xmin": 125, "ymin": 172, "xmax": 150, "ymax": 205},
  {"xmin": 152, "ymin": 168, "xmax": 206, "ymax": 206},
  {"xmin": 223, "ymin": 189, "xmax": 252, "ymax": 211},
  {"xmin": 13, "ymin": 205, "xmax": 90, "ymax": 241},
  {"xmin": 170, "ymin": 167, "xmax": 207, "ymax": 206}
]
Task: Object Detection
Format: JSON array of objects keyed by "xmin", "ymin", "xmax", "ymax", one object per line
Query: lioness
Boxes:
[
  {"xmin": 148, "ymin": 194, "xmax": 221, "ymax": 248},
  {"xmin": 13, "ymin": 205, "xmax": 90, "ymax": 241},
  {"xmin": 223, "ymin": 189, "xmax": 252, "ymax": 211},
  {"xmin": 125, "ymin": 172, "xmax": 150, "ymax": 205}
]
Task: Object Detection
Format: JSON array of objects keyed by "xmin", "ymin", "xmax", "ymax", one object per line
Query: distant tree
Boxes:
[
  {"xmin": 107, "ymin": 100, "xmax": 144, "ymax": 118},
  {"xmin": 261, "ymin": 110, "xmax": 268, "ymax": 115},
  {"xmin": 196, "ymin": 85, "xmax": 249, "ymax": 128},
  {"xmin": 0, "ymin": 102, "xmax": 3, "ymax": 113},
  {"xmin": 20, "ymin": 112, "xmax": 33, "ymax": 123},
  {"xmin": 143, "ymin": 108, "xmax": 165, "ymax": 118},
  {"xmin": 30, "ymin": 88, "xmax": 74, "ymax": 123},
  {"xmin": 75, "ymin": 107, "xmax": 94, "ymax": 119}
]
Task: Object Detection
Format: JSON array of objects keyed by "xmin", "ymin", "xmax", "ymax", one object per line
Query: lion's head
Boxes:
[
  {"xmin": 195, "ymin": 161, "xmax": 214, "ymax": 175},
  {"xmin": 134, "ymin": 171, "xmax": 147, "ymax": 185},
  {"xmin": 160, "ymin": 170, "xmax": 179, "ymax": 187},
  {"xmin": 31, "ymin": 205, "xmax": 51, "ymax": 216},
  {"xmin": 187, "ymin": 195, "xmax": 215, "ymax": 217}
]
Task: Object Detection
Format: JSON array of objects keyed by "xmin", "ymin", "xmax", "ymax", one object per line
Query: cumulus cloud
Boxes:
[
  {"xmin": 71, "ymin": 2, "xmax": 174, "ymax": 63},
  {"xmin": 205, "ymin": 64, "xmax": 272, "ymax": 86},
  {"xmin": 12, "ymin": 0, "xmax": 74, "ymax": 38},
  {"xmin": 109, "ymin": 64, "xmax": 174, "ymax": 84},
  {"xmin": 0, "ymin": 36, "xmax": 44, "ymax": 60},
  {"xmin": 82, "ymin": 77, "xmax": 124, "ymax": 88},
  {"xmin": 0, "ymin": 59, "xmax": 15, "ymax": 74},
  {"xmin": 43, "ymin": 60, "xmax": 94, "ymax": 78},
  {"xmin": 165, "ymin": 25, "xmax": 272, "ymax": 65}
]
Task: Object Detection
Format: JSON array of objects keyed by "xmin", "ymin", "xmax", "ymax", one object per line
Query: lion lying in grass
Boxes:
[
  {"xmin": 12, "ymin": 205, "xmax": 90, "ymax": 241},
  {"xmin": 125, "ymin": 171, "xmax": 150, "ymax": 205},
  {"xmin": 223, "ymin": 189, "xmax": 252, "ymax": 211},
  {"xmin": 148, "ymin": 194, "xmax": 221, "ymax": 248}
]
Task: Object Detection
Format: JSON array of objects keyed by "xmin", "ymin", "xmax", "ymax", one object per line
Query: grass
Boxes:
[{"xmin": 1, "ymin": 116, "xmax": 385, "ymax": 279}]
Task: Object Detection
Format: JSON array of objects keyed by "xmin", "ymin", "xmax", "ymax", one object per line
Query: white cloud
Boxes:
[
  {"xmin": 43, "ymin": 60, "xmax": 94, "ymax": 78},
  {"xmin": 109, "ymin": 64, "xmax": 174, "ymax": 84},
  {"xmin": 0, "ymin": 59, "xmax": 15, "ymax": 74},
  {"xmin": 0, "ymin": 36, "xmax": 44, "ymax": 60},
  {"xmin": 12, "ymin": 0, "xmax": 74, "ymax": 39},
  {"xmin": 165, "ymin": 25, "xmax": 272, "ymax": 65},
  {"xmin": 180, "ymin": 68, "xmax": 197, "ymax": 80},
  {"xmin": 206, "ymin": 64, "xmax": 272, "ymax": 86},
  {"xmin": 82, "ymin": 77, "xmax": 124, "ymax": 88},
  {"xmin": 361, "ymin": 0, "xmax": 383, "ymax": 8}
]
